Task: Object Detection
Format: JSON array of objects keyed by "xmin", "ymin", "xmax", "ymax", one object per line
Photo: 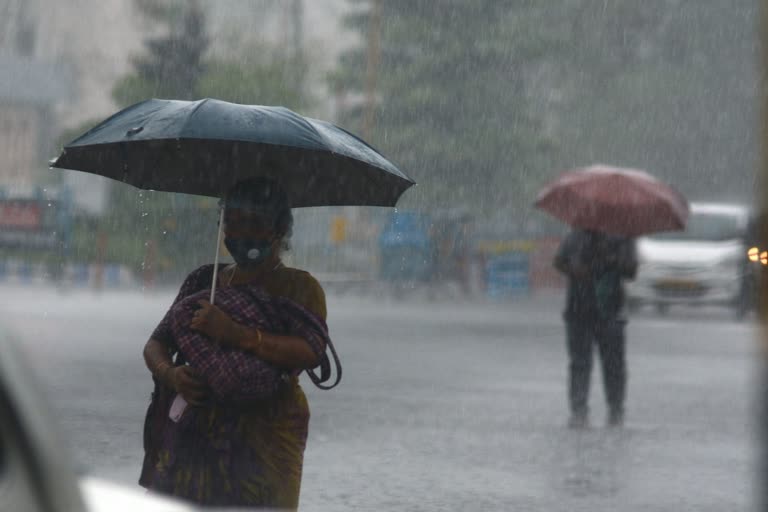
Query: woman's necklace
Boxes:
[
  {"xmin": 226, "ymin": 261, "xmax": 282, "ymax": 286},
  {"xmin": 226, "ymin": 264, "xmax": 237, "ymax": 286}
]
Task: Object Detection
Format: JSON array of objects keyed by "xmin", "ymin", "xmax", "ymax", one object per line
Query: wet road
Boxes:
[{"xmin": 0, "ymin": 284, "xmax": 758, "ymax": 511}]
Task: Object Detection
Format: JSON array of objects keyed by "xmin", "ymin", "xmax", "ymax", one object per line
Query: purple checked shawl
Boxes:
[{"xmin": 167, "ymin": 284, "xmax": 329, "ymax": 402}]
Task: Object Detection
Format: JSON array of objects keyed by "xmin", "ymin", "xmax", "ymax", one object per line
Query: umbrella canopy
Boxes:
[
  {"xmin": 535, "ymin": 164, "xmax": 689, "ymax": 237},
  {"xmin": 51, "ymin": 98, "xmax": 414, "ymax": 207}
]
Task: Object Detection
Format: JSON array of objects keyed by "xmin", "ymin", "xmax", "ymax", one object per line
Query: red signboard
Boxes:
[{"xmin": 0, "ymin": 201, "xmax": 43, "ymax": 230}]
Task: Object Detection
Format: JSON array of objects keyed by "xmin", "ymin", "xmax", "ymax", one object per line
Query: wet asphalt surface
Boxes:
[{"xmin": 0, "ymin": 284, "xmax": 759, "ymax": 511}]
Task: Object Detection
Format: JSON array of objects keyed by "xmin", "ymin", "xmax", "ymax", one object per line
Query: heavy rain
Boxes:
[{"xmin": 0, "ymin": 1, "xmax": 763, "ymax": 511}]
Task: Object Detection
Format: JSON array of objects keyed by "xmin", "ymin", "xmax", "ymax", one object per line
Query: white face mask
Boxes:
[{"xmin": 224, "ymin": 237, "xmax": 273, "ymax": 267}]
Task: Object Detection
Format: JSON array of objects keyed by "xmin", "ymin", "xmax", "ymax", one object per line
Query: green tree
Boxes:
[
  {"xmin": 335, "ymin": 0, "xmax": 757, "ymax": 225},
  {"xmin": 113, "ymin": 0, "xmax": 310, "ymax": 108},
  {"xmin": 535, "ymin": 0, "xmax": 757, "ymax": 202},
  {"xmin": 100, "ymin": 0, "xmax": 315, "ymax": 279},
  {"xmin": 198, "ymin": 49, "xmax": 309, "ymax": 109},
  {"xmin": 113, "ymin": 0, "xmax": 208, "ymax": 106},
  {"xmin": 334, "ymin": 0, "xmax": 559, "ymax": 216}
]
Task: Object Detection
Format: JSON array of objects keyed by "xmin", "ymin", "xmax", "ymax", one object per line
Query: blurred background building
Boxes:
[{"xmin": 0, "ymin": 0, "xmax": 759, "ymax": 297}]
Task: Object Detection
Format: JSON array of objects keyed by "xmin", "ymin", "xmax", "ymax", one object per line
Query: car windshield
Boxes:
[{"xmin": 649, "ymin": 212, "xmax": 744, "ymax": 242}]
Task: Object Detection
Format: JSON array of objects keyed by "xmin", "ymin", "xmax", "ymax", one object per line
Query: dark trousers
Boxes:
[{"xmin": 565, "ymin": 318, "xmax": 627, "ymax": 415}]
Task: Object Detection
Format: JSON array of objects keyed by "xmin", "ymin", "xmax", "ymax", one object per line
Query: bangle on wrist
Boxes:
[
  {"xmin": 155, "ymin": 362, "xmax": 170, "ymax": 379},
  {"xmin": 155, "ymin": 362, "xmax": 175, "ymax": 388},
  {"xmin": 251, "ymin": 328, "xmax": 264, "ymax": 351}
]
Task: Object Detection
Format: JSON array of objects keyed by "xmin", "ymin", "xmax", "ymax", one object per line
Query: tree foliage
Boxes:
[
  {"xmin": 113, "ymin": 0, "xmax": 208, "ymax": 106},
  {"xmin": 531, "ymin": 0, "xmax": 758, "ymax": 202},
  {"xmin": 334, "ymin": 0, "xmax": 560, "ymax": 217},
  {"xmin": 101, "ymin": 0, "xmax": 314, "ymax": 277},
  {"xmin": 335, "ymin": 0, "xmax": 758, "ymax": 228},
  {"xmin": 113, "ymin": 0, "xmax": 309, "ymax": 109}
]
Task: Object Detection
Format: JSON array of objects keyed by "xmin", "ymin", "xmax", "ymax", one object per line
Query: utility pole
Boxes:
[
  {"xmin": 356, "ymin": 0, "xmax": 383, "ymax": 257},
  {"xmin": 291, "ymin": 0, "xmax": 305, "ymax": 92},
  {"xmin": 0, "ymin": 0, "xmax": 36, "ymax": 56},
  {"xmin": 290, "ymin": 0, "xmax": 304, "ymax": 62},
  {"xmin": 362, "ymin": 0, "xmax": 382, "ymax": 141},
  {"xmin": 0, "ymin": 0, "xmax": 22, "ymax": 50}
]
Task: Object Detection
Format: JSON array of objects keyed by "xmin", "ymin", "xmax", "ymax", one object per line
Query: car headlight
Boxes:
[{"xmin": 748, "ymin": 246, "xmax": 768, "ymax": 266}]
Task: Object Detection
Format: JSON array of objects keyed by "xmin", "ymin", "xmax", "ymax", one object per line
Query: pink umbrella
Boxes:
[{"xmin": 535, "ymin": 164, "xmax": 689, "ymax": 237}]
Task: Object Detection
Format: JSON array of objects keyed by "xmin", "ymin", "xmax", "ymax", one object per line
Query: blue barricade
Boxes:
[
  {"xmin": 486, "ymin": 252, "xmax": 530, "ymax": 299},
  {"xmin": 18, "ymin": 262, "xmax": 33, "ymax": 283},
  {"xmin": 73, "ymin": 263, "xmax": 89, "ymax": 285},
  {"xmin": 105, "ymin": 264, "xmax": 121, "ymax": 287}
]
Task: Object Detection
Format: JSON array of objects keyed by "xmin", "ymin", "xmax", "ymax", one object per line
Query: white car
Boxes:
[
  {"xmin": 0, "ymin": 329, "xmax": 195, "ymax": 512},
  {"xmin": 627, "ymin": 202, "xmax": 753, "ymax": 317}
]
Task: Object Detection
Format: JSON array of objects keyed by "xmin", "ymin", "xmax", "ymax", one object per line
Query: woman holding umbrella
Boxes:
[
  {"xmin": 52, "ymin": 98, "xmax": 414, "ymax": 507},
  {"xmin": 139, "ymin": 177, "xmax": 335, "ymax": 508}
]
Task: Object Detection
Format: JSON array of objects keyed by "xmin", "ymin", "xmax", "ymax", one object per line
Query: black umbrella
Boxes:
[
  {"xmin": 51, "ymin": 98, "xmax": 414, "ymax": 301},
  {"xmin": 52, "ymin": 98, "xmax": 414, "ymax": 207}
]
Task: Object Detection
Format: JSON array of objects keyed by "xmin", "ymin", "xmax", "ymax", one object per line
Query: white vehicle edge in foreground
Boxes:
[
  {"xmin": 0, "ymin": 328, "xmax": 195, "ymax": 511},
  {"xmin": 79, "ymin": 476, "xmax": 193, "ymax": 512}
]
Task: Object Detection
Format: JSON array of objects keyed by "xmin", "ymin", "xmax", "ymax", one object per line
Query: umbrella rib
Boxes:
[
  {"xmin": 66, "ymin": 100, "xmax": 157, "ymax": 147},
  {"xmin": 179, "ymin": 98, "xmax": 211, "ymax": 138}
]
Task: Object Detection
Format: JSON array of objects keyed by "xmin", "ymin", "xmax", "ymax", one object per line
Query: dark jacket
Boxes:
[{"xmin": 554, "ymin": 230, "xmax": 638, "ymax": 321}]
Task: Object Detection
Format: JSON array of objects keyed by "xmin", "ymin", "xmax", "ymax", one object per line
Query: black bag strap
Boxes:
[
  {"xmin": 230, "ymin": 282, "xmax": 342, "ymax": 390},
  {"xmin": 306, "ymin": 337, "xmax": 342, "ymax": 390}
]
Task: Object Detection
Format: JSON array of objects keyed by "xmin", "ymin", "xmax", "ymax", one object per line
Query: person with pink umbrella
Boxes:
[
  {"xmin": 554, "ymin": 229, "xmax": 637, "ymax": 428},
  {"xmin": 537, "ymin": 165, "xmax": 688, "ymax": 428}
]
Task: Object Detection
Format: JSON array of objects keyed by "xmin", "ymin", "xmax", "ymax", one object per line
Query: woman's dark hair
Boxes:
[{"xmin": 222, "ymin": 178, "xmax": 294, "ymax": 246}]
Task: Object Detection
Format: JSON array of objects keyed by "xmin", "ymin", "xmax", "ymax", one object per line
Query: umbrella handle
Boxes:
[{"xmin": 210, "ymin": 206, "xmax": 225, "ymax": 305}]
